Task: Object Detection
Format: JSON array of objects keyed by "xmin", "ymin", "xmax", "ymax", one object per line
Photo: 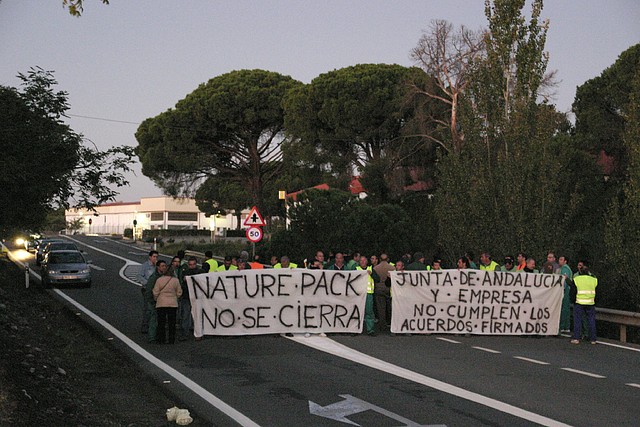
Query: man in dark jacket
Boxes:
[{"xmin": 178, "ymin": 257, "xmax": 203, "ymax": 341}]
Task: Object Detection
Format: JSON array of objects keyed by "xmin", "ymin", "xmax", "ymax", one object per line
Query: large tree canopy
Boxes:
[
  {"xmin": 573, "ymin": 43, "xmax": 640, "ymax": 175},
  {"xmin": 135, "ymin": 69, "xmax": 302, "ymax": 214},
  {"xmin": 283, "ymin": 64, "xmax": 440, "ymax": 179},
  {"xmin": 0, "ymin": 68, "xmax": 133, "ymax": 234}
]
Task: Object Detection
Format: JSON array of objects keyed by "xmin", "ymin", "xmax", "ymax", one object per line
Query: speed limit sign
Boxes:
[{"xmin": 246, "ymin": 226, "xmax": 263, "ymax": 243}]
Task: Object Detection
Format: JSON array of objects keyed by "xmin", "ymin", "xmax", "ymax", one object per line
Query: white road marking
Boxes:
[
  {"xmin": 291, "ymin": 336, "xmax": 571, "ymax": 427},
  {"xmin": 472, "ymin": 346, "xmax": 501, "ymax": 354},
  {"xmin": 436, "ymin": 337, "xmax": 461, "ymax": 344},
  {"xmin": 54, "ymin": 290, "xmax": 260, "ymax": 427},
  {"xmin": 3, "ymin": 244, "xmax": 259, "ymax": 427},
  {"xmin": 89, "ymin": 264, "xmax": 105, "ymax": 271},
  {"xmin": 514, "ymin": 356, "xmax": 550, "ymax": 365},
  {"xmin": 626, "ymin": 383, "xmax": 640, "ymax": 389},
  {"xmin": 595, "ymin": 341, "xmax": 640, "ymax": 353},
  {"xmin": 560, "ymin": 368, "xmax": 605, "ymax": 379}
]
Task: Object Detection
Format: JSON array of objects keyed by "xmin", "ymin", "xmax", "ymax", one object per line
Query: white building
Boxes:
[{"xmin": 65, "ymin": 196, "xmax": 247, "ymax": 236}]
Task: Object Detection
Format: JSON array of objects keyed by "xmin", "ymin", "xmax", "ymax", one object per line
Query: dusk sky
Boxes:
[{"xmin": 1, "ymin": 1, "xmax": 639, "ymax": 202}]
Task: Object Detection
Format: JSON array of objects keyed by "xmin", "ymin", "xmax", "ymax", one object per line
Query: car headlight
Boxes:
[
  {"xmin": 15, "ymin": 238, "xmax": 25, "ymax": 246},
  {"xmin": 81, "ymin": 268, "xmax": 91, "ymax": 274},
  {"xmin": 48, "ymin": 270, "xmax": 58, "ymax": 274}
]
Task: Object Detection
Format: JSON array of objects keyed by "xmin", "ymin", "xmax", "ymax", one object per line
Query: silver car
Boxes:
[{"xmin": 40, "ymin": 250, "xmax": 92, "ymax": 288}]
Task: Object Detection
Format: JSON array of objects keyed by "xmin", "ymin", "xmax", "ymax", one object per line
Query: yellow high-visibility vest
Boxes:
[
  {"xmin": 574, "ymin": 274, "xmax": 597, "ymax": 305},
  {"xmin": 357, "ymin": 266, "xmax": 375, "ymax": 294}
]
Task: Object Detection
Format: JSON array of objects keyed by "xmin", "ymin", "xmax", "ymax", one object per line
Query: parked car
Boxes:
[
  {"xmin": 35, "ymin": 238, "xmax": 65, "ymax": 265},
  {"xmin": 41, "ymin": 241, "xmax": 80, "ymax": 263},
  {"xmin": 40, "ymin": 250, "xmax": 92, "ymax": 288}
]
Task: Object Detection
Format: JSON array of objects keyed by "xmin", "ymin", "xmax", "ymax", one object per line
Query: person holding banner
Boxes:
[
  {"xmin": 501, "ymin": 256, "xmax": 517, "ymax": 272},
  {"xmin": 357, "ymin": 256, "xmax": 380, "ymax": 336},
  {"xmin": 216, "ymin": 255, "xmax": 238, "ymax": 271},
  {"xmin": 479, "ymin": 252, "xmax": 499, "ymax": 271},
  {"xmin": 178, "ymin": 257, "xmax": 202, "ymax": 341},
  {"xmin": 523, "ymin": 258, "xmax": 539, "ymax": 273},
  {"xmin": 558, "ymin": 255, "xmax": 573, "ymax": 334},
  {"xmin": 327, "ymin": 252, "xmax": 350, "ymax": 270},
  {"xmin": 274, "ymin": 255, "xmax": 297, "ymax": 269},
  {"xmin": 406, "ymin": 252, "xmax": 427, "ymax": 270},
  {"xmin": 457, "ymin": 256, "xmax": 470, "ymax": 270}
]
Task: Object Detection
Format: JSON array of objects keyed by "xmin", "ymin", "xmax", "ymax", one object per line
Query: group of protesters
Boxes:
[{"xmin": 138, "ymin": 248, "xmax": 597, "ymax": 345}]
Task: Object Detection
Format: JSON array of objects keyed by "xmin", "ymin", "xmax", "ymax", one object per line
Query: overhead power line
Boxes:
[{"xmin": 67, "ymin": 114, "xmax": 141, "ymax": 125}]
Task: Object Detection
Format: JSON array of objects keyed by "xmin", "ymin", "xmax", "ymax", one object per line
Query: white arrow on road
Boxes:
[{"xmin": 309, "ymin": 394, "xmax": 446, "ymax": 426}]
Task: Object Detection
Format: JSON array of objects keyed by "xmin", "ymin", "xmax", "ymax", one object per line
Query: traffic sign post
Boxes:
[
  {"xmin": 243, "ymin": 206, "xmax": 266, "ymax": 227},
  {"xmin": 246, "ymin": 226, "xmax": 263, "ymax": 243}
]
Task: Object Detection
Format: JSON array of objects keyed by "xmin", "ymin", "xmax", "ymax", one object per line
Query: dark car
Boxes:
[
  {"xmin": 35, "ymin": 238, "xmax": 65, "ymax": 265},
  {"xmin": 41, "ymin": 241, "xmax": 80, "ymax": 264},
  {"xmin": 40, "ymin": 250, "xmax": 92, "ymax": 288}
]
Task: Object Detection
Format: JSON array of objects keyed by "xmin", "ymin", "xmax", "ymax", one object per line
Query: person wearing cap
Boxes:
[
  {"xmin": 571, "ymin": 260, "xmax": 598, "ymax": 344},
  {"xmin": 406, "ymin": 252, "xmax": 427, "ymax": 270},
  {"xmin": 501, "ymin": 256, "xmax": 517, "ymax": 272},
  {"xmin": 216, "ymin": 255, "xmax": 238, "ymax": 271}
]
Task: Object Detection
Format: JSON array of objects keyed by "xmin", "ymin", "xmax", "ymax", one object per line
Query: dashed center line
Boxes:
[
  {"xmin": 561, "ymin": 368, "xmax": 605, "ymax": 379},
  {"xmin": 625, "ymin": 383, "xmax": 640, "ymax": 389},
  {"xmin": 472, "ymin": 346, "xmax": 501, "ymax": 354},
  {"xmin": 437, "ymin": 337, "xmax": 461, "ymax": 344},
  {"xmin": 514, "ymin": 356, "xmax": 550, "ymax": 365},
  {"xmin": 89, "ymin": 264, "xmax": 105, "ymax": 271}
]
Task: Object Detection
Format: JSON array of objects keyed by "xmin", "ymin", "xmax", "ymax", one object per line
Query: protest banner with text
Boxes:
[
  {"xmin": 390, "ymin": 270, "xmax": 564, "ymax": 335},
  {"xmin": 186, "ymin": 269, "xmax": 368, "ymax": 336}
]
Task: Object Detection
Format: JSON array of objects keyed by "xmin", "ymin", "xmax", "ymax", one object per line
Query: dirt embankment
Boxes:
[{"xmin": 0, "ymin": 255, "xmax": 206, "ymax": 426}]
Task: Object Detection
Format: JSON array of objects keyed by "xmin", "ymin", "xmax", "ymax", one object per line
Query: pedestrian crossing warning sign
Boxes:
[{"xmin": 243, "ymin": 206, "xmax": 266, "ymax": 227}]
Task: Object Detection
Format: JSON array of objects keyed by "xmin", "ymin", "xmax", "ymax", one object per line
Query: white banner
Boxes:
[
  {"xmin": 390, "ymin": 270, "xmax": 564, "ymax": 335},
  {"xmin": 186, "ymin": 269, "xmax": 368, "ymax": 336}
]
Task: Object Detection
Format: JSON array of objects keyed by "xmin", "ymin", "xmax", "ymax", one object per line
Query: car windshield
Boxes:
[
  {"xmin": 49, "ymin": 253, "xmax": 85, "ymax": 264},
  {"xmin": 47, "ymin": 243, "xmax": 77, "ymax": 251}
]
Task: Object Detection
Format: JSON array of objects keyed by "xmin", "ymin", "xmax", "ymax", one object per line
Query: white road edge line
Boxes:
[
  {"xmin": 626, "ymin": 383, "xmax": 640, "ymax": 389},
  {"xmin": 4, "ymin": 242, "xmax": 260, "ymax": 427},
  {"xmin": 54, "ymin": 290, "xmax": 260, "ymax": 427},
  {"xmin": 436, "ymin": 337, "xmax": 461, "ymax": 344},
  {"xmin": 89, "ymin": 264, "xmax": 105, "ymax": 271},
  {"xmin": 290, "ymin": 336, "xmax": 570, "ymax": 427},
  {"xmin": 560, "ymin": 368, "xmax": 606, "ymax": 379},
  {"xmin": 513, "ymin": 356, "xmax": 550, "ymax": 365},
  {"xmin": 595, "ymin": 341, "xmax": 640, "ymax": 352},
  {"xmin": 472, "ymin": 346, "xmax": 501, "ymax": 354}
]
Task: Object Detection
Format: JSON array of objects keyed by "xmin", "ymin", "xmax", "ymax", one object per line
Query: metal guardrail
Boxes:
[
  {"xmin": 183, "ymin": 250, "xmax": 224, "ymax": 264},
  {"xmin": 182, "ymin": 250, "xmax": 272, "ymax": 269},
  {"xmin": 596, "ymin": 307, "xmax": 640, "ymax": 343}
]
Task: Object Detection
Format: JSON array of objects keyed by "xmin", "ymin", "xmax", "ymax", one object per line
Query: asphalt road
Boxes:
[{"xmin": 15, "ymin": 235, "xmax": 640, "ymax": 426}]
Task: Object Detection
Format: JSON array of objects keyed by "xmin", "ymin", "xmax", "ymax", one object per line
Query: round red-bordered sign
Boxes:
[{"xmin": 246, "ymin": 226, "xmax": 263, "ymax": 243}]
